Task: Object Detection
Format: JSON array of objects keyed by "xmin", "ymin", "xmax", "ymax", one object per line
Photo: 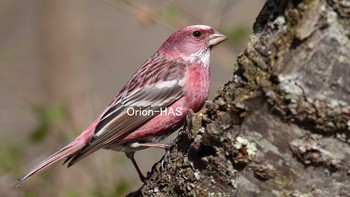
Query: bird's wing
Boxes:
[{"xmin": 66, "ymin": 58, "xmax": 187, "ymax": 166}]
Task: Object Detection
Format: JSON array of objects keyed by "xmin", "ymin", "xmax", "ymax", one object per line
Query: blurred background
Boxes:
[{"xmin": 0, "ymin": 0, "xmax": 264, "ymax": 196}]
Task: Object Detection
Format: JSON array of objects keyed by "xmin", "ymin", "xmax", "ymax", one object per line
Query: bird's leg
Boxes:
[
  {"xmin": 125, "ymin": 142, "xmax": 175, "ymax": 182},
  {"xmin": 134, "ymin": 142, "xmax": 172, "ymax": 149},
  {"xmin": 205, "ymin": 100, "xmax": 213, "ymax": 104},
  {"xmin": 125, "ymin": 152, "xmax": 146, "ymax": 182},
  {"xmin": 135, "ymin": 142, "xmax": 174, "ymax": 169}
]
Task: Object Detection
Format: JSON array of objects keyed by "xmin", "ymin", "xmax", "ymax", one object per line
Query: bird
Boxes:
[{"xmin": 16, "ymin": 25, "xmax": 227, "ymax": 186}]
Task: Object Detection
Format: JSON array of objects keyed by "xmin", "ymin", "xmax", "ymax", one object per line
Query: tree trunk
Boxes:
[{"xmin": 128, "ymin": 0, "xmax": 350, "ymax": 196}]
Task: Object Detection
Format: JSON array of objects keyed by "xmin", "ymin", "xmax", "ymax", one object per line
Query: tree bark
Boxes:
[{"xmin": 128, "ymin": 0, "xmax": 350, "ymax": 196}]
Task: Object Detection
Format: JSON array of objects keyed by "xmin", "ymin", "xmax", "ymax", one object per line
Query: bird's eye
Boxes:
[{"xmin": 192, "ymin": 31, "xmax": 202, "ymax": 38}]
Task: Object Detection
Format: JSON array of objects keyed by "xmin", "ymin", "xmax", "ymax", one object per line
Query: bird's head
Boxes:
[{"xmin": 159, "ymin": 25, "xmax": 227, "ymax": 64}]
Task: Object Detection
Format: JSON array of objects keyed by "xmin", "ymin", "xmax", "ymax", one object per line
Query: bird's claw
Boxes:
[{"xmin": 160, "ymin": 142, "xmax": 175, "ymax": 169}]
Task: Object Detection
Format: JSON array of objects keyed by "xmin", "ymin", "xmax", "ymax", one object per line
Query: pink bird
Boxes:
[{"xmin": 16, "ymin": 25, "xmax": 227, "ymax": 186}]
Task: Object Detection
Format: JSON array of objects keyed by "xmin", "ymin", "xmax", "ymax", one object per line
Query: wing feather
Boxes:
[{"xmin": 66, "ymin": 59, "xmax": 187, "ymax": 166}]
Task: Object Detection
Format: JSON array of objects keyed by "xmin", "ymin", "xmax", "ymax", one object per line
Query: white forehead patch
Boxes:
[{"xmin": 188, "ymin": 25, "xmax": 212, "ymax": 30}]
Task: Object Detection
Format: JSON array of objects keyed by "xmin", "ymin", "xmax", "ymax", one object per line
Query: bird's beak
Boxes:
[{"xmin": 208, "ymin": 32, "xmax": 227, "ymax": 47}]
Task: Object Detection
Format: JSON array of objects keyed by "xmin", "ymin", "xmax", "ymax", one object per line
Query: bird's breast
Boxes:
[{"xmin": 183, "ymin": 64, "xmax": 210, "ymax": 112}]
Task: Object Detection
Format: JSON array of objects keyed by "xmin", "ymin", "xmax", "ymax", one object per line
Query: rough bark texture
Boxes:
[{"xmin": 128, "ymin": 0, "xmax": 350, "ymax": 196}]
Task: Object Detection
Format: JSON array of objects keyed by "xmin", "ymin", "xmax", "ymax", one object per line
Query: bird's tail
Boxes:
[{"xmin": 16, "ymin": 141, "xmax": 85, "ymax": 187}]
